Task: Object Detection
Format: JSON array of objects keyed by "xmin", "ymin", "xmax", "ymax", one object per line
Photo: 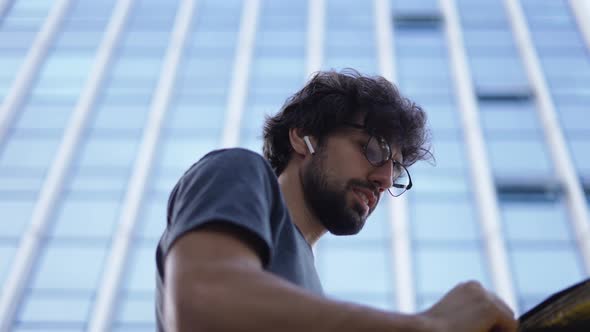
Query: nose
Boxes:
[{"xmin": 368, "ymin": 159, "xmax": 394, "ymax": 192}]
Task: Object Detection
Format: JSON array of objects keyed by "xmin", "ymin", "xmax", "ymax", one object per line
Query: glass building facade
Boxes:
[{"xmin": 0, "ymin": 0, "xmax": 589, "ymax": 330}]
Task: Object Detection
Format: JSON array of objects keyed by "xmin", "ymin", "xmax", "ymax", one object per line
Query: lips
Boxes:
[{"xmin": 352, "ymin": 187, "xmax": 377, "ymax": 211}]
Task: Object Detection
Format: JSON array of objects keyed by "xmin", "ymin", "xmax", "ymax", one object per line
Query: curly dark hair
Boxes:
[{"xmin": 263, "ymin": 69, "xmax": 432, "ymax": 175}]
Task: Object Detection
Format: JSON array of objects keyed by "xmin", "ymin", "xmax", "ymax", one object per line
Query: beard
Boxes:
[{"xmin": 300, "ymin": 152, "xmax": 374, "ymax": 235}]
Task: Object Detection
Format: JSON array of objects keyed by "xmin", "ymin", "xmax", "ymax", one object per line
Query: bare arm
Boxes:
[{"xmin": 163, "ymin": 225, "xmax": 517, "ymax": 332}]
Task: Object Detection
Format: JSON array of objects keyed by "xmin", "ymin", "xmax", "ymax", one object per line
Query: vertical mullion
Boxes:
[
  {"xmin": 0, "ymin": 0, "xmax": 12, "ymax": 18},
  {"xmin": 503, "ymin": 0, "xmax": 590, "ymax": 274},
  {"xmin": 221, "ymin": 0, "xmax": 260, "ymax": 148},
  {"xmin": 569, "ymin": 0, "xmax": 590, "ymax": 52},
  {"xmin": 0, "ymin": 0, "xmax": 133, "ymax": 330},
  {"xmin": 438, "ymin": 0, "xmax": 517, "ymax": 311},
  {"xmin": 375, "ymin": 0, "xmax": 415, "ymax": 313},
  {"xmin": 306, "ymin": 0, "xmax": 324, "ymax": 76},
  {"xmin": 87, "ymin": 1, "xmax": 196, "ymax": 331},
  {"xmin": 0, "ymin": 0, "xmax": 70, "ymax": 145}
]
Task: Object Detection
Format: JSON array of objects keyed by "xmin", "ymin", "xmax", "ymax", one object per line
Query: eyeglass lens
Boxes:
[{"xmin": 366, "ymin": 136, "xmax": 410, "ymax": 196}]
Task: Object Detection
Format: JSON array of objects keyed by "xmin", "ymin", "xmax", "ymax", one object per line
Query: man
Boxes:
[{"xmin": 155, "ymin": 70, "xmax": 517, "ymax": 331}]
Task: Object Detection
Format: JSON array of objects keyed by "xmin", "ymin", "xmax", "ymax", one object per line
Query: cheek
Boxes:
[
  {"xmin": 329, "ymin": 153, "xmax": 368, "ymax": 180},
  {"xmin": 320, "ymin": 140, "xmax": 370, "ymax": 181}
]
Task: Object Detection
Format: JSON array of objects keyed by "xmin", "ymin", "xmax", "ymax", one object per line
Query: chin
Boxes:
[{"xmin": 325, "ymin": 208, "xmax": 367, "ymax": 236}]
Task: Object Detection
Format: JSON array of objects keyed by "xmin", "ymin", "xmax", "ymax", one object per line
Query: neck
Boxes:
[{"xmin": 277, "ymin": 162, "xmax": 326, "ymax": 247}]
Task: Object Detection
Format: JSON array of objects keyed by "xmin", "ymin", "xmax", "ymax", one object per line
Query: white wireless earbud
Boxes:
[{"xmin": 303, "ymin": 136, "xmax": 315, "ymax": 155}]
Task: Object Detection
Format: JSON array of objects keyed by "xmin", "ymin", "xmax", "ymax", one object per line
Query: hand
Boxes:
[{"xmin": 420, "ymin": 281, "xmax": 518, "ymax": 332}]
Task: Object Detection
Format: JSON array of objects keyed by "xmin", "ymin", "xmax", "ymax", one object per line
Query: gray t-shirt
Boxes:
[{"xmin": 155, "ymin": 148, "xmax": 323, "ymax": 331}]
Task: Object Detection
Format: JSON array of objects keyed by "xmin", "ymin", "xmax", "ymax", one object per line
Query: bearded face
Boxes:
[{"xmin": 300, "ymin": 146, "xmax": 377, "ymax": 235}]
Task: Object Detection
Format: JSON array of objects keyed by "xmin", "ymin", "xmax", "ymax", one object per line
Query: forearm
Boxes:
[{"xmin": 166, "ymin": 262, "xmax": 431, "ymax": 332}]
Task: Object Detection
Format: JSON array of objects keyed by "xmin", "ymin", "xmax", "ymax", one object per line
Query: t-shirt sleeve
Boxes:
[{"xmin": 161, "ymin": 148, "xmax": 280, "ymax": 267}]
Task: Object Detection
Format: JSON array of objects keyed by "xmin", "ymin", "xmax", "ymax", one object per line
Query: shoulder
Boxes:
[
  {"xmin": 188, "ymin": 148, "xmax": 272, "ymax": 175},
  {"xmin": 175, "ymin": 148, "xmax": 278, "ymax": 195},
  {"xmin": 202, "ymin": 148, "xmax": 269, "ymax": 165}
]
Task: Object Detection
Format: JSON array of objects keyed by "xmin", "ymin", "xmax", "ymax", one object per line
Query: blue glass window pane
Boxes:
[
  {"xmin": 325, "ymin": 30, "xmax": 374, "ymax": 48},
  {"xmin": 511, "ymin": 249, "xmax": 584, "ymax": 294},
  {"xmin": 77, "ymin": 136, "xmax": 140, "ymax": 168},
  {"xmin": 14, "ymin": 106, "xmax": 72, "ymax": 130},
  {"xmin": 67, "ymin": 170, "xmax": 129, "ymax": 193},
  {"xmin": 556, "ymin": 104, "xmax": 590, "ymax": 128},
  {"xmin": 0, "ymin": 55, "xmax": 23, "ymax": 77},
  {"xmin": 91, "ymin": 106, "xmax": 149, "ymax": 130},
  {"xmin": 190, "ymin": 31, "xmax": 238, "ymax": 48},
  {"xmin": 151, "ymin": 172, "xmax": 180, "ymax": 194},
  {"xmin": 321, "ymin": 58, "xmax": 378, "ymax": 75},
  {"xmin": 501, "ymin": 201, "xmax": 571, "ymax": 241},
  {"xmin": 69, "ymin": 0, "xmax": 116, "ymax": 16},
  {"xmin": 0, "ymin": 246, "xmax": 16, "ymax": 289},
  {"xmin": 256, "ymin": 31, "xmax": 305, "ymax": 48},
  {"xmin": 397, "ymin": 80, "xmax": 452, "ymax": 98},
  {"xmin": 396, "ymin": 31, "xmax": 446, "ymax": 55},
  {"xmin": 237, "ymin": 136, "xmax": 263, "ymax": 155},
  {"xmin": 30, "ymin": 244, "xmax": 108, "ymax": 290},
  {"xmin": 422, "ymin": 140, "xmax": 466, "ymax": 170},
  {"xmin": 0, "ymin": 173, "xmax": 44, "ymax": 193},
  {"xmin": 53, "ymin": 29, "xmax": 106, "ymax": 49},
  {"xmin": 50, "ymin": 198, "xmax": 121, "ymax": 238},
  {"xmin": 241, "ymin": 105, "xmax": 272, "ymax": 131},
  {"xmin": 116, "ymin": 295, "xmax": 155, "ymax": 324},
  {"xmin": 521, "ymin": 0, "xmax": 571, "ymax": 14},
  {"xmin": 110, "ymin": 57, "xmax": 163, "ymax": 78},
  {"xmin": 416, "ymin": 247, "xmax": 490, "ymax": 294},
  {"xmin": 0, "ymin": 200, "xmax": 34, "ymax": 237},
  {"xmin": 409, "ymin": 170, "xmax": 470, "ymax": 196},
  {"xmin": 393, "ymin": 0, "xmax": 438, "ymax": 11},
  {"xmin": 463, "ymin": 29, "xmax": 516, "ymax": 48},
  {"xmin": 166, "ymin": 104, "xmax": 225, "ymax": 130},
  {"xmin": 487, "ymin": 139, "xmax": 553, "ymax": 177},
  {"xmin": 318, "ymin": 246, "xmax": 392, "ymax": 294},
  {"xmin": 354, "ymin": 200, "xmax": 390, "ymax": 242},
  {"xmin": 479, "ymin": 101, "xmax": 541, "ymax": 133},
  {"xmin": 112, "ymin": 327, "xmax": 155, "ymax": 332},
  {"xmin": 251, "ymin": 70, "xmax": 300, "ymax": 93},
  {"xmin": 397, "ymin": 58, "xmax": 450, "ymax": 77},
  {"xmin": 32, "ymin": 79, "xmax": 86, "ymax": 99},
  {"xmin": 121, "ymin": 31, "xmax": 172, "ymax": 49},
  {"xmin": 38, "ymin": 52, "xmax": 94, "ymax": 78},
  {"xmin": 177, "ymin": 76, "xmax": 230, "ymax": 96},
  {"xmin": 123, "ymin": 245, "xmax": 156, "ymax": 293},
  {"xmin": 541, "ymin": 57, "xmax": 590, "ymax": 78},
  {"xmin": 412, "ymin": 199, "xmax": 479, "ymax": 241},
  {"xmin": 533, "ymin": 30, "xmax": 585, "ymax": 50},
  {"xmin": 569, "ymin": 139, "xmax": 590, "ymax": 175},
  {"xmin": 137, "ymin": 197, "xmax": 166, "ymax": 239},
  {"xmin": 182, "ymin": 58, "xmax": 236, "ymax": 78},
  {"xmin": 157, "ymin": 135, "xmax": 218, "ymax": 172},
  {"xmin": 0, "ymin": 136, "xmax": 61, "ymax": 169},
  {"xmin": 470, "ymin": 60, "xmax": 528, "ymax": 86},
  {"xmin": 13, "ymin": 327, "xmax": 84, "ymax": 332},
  {"xmin": 417, "ymin": 107, "xmax": 459, "ymax": 131},
  {"xmin": 9, "ymin": 0, "xmax": 54, "ymax": 14},
  {"xmin": 17, "ymin": 293, "xmax": 92, "ymax": 324},
  {"xmin": 397, "ymin": 59, "xmax": 450, "ymax": 81}
]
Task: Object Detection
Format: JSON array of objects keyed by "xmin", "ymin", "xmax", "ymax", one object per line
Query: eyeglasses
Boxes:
[{"xmin": 343, "ymin": 122, "xmax": 413, "ymax": 197}]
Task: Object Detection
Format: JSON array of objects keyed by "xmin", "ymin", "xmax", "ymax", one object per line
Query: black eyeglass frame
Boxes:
[{"xmin": 342, "ymin": 122, "xmax": 413, "ymax": 197}]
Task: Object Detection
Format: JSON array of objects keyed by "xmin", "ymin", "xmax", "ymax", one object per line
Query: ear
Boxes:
[{"xmin": 289, "ymin": 128, "xmax": 314, "ymax": 156}]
